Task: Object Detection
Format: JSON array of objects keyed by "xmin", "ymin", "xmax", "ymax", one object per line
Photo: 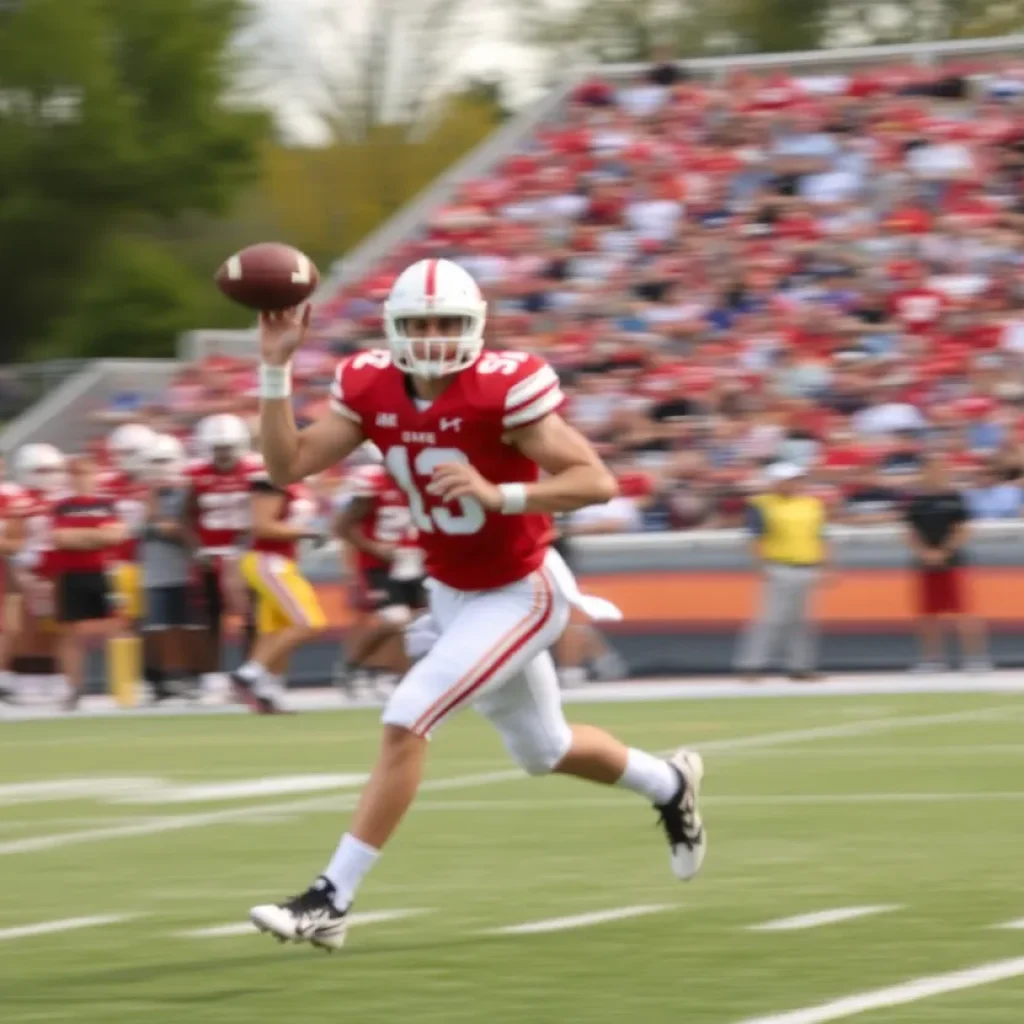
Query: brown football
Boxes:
[{"xmin": 214, "ymin": 242, "xmax": 320, "ymax": 311}]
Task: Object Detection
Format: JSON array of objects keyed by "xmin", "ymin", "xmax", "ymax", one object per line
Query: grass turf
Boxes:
[{"xmin": 0, "ymin": 692, "xmax": 1022, "ymax": 1023}]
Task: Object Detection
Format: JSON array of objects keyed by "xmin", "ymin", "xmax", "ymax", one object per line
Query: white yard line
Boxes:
[
  {"xmin": 178, "ymin": 908, "xmax": 428, "ymax": 938},
  {"xmin": 747, "ymin": 906, "xmax": 899, "ymax": 932},
  {"xmin": 488, "ymin": 904, "xmax": 673, "ymax": 936},
  {"xmin": 0, "ymin": 771, "xmax": 520, "ymax": 857},
  {"xmin": 1, "ymin": 706, "xmax": 1011, "ymax": 857},
  {"xmin": 0, "ymin": 914, "xmax": 135, "ymax": 942},
  {"xmin": 994, "ymin": 919, "xmax": 1024, "ymax": 930},
  {"xmin": 692, "ymin": 706, "xmax": 1016, "ymax": 758},
  {"xmin": 734, "ymin": 956, "xmax": 1024, "ymax": 1024}
]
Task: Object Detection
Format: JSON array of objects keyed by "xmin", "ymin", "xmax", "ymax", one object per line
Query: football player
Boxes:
[
  {"xmin": 0, "ymin": 458, "xmax": 25, "ymax": 701},
  {"xmin": 139, "ymin": 434, "xmax": 200, "ymax": 701},
  {"xmin": 332, "ymin": 452, "xmax": 422, "ymax": 695},
  {"xmin": 184, "ymin": 414, "xmax": 262, "ymax": 697},
  {"xmin": 99, "ymin": 424, "xmax": 155, "ymax": 623},
  {"xmin": 48, "ymin": 456, "xmax": 126, "ymax": 710},
  {"xmin": 233, "ymin": 469, "xmax": 326, "ymax": 713},
  {"xmin": 249, "ymin": 258, "xmax": 706, "ymax": 951},
  {"xmin": 6, "ymin": 445, "xmax": 72, "ymax": 704}
]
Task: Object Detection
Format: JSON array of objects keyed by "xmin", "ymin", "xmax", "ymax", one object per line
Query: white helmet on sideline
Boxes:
[
  {"xmin": 383, "ymin": 258, "xmax": 487, "ymax": 379},
  {"xmin": 196, "ymin": 414, "xmax": 250, "ymax": 470},
  {"xmin": 145, "ymin": 434, "xmax": 186, "ymax": 485},
  {"xmin": 15, "ymin": 443, "xmax": 66, "ymax": 494},
  {"xmin": 109, "ymin": 423, "xmax": 156, "ymax": 476}
]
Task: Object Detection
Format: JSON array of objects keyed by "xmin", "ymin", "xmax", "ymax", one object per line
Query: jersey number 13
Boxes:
[{"xmin": 385, "ymin": 446, "xmax": 485, "ymax": 536}]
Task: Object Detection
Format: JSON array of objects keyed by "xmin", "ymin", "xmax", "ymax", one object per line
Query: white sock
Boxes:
[
  {"xmin": 616, "ymin": 749, "xmax": 679, "ymax": 806},
  {"xmin": 236, "ymin": 660, "xmax": 266, "ymax": 682},
  {"xmin": 323, "ymin": 833, "xmax": 380, "ymax": 910}
]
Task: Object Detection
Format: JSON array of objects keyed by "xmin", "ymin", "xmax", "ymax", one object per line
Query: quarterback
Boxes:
[{"xmin": 250, "ymin": 258, "xmax": 706, "ymax": 950}]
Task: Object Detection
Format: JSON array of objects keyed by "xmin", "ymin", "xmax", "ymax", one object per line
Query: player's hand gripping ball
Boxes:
[{"xmin": 215, "ymin": 242, "xmax": 319, "ymax": 311}]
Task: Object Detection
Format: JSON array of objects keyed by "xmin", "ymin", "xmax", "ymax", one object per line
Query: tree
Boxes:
[
  {"xmin": 253, "ymin": 0, "xmax": 477, "ymax": 145},
  {"xmin": 838, "ymin": 0, "xmax": 1024, "ymax": 42},
  {"xmin": 43, "ymin": 236, "xmax": 213, "ymax": 360},
  {"xmin": 0, "ymin": 0, "xmax": 268, "ymax": 359},
  {"xmin": 257, "ymin": 79, "xmax": 507, "ymax": 260},
  {"xmin": 512, "ymin": 0, "xmax": 831, "ymax": 66}
]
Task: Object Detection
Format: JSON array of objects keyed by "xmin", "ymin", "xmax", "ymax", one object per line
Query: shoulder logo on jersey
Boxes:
[{"xmin": 376, "ymin": 412, "xmax": 397, "ymax": 428}]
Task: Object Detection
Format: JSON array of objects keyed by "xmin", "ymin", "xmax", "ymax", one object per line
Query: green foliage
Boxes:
[
  {"xmin": 0, "ymin": 0, "xmax": 268, "ymax": 360},
  {"xmin": 42, "ymin": 236, "xmax": 212, "ymax": 360}
]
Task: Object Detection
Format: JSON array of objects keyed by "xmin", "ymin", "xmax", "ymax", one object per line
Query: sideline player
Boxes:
[
  {"xmin": 249, "ymin": 257, "xmax": 706, "ymax": 950},
  {"xmin": 332, "ymin": 453, "xmax": 422, "ymax": 693},
  {"xmin": 99, "ymin": 424, "xmax": 155, "ymax": 622},
  {"xmin": 185, "ymin": 414, "xmax": 262, "ymax": 695},
  {"xmin": 233, "ymin": 470, "xmax": 326, "ymax": 713},
  {"xmin": 48, "ymin": 456, "xmax": 125, "ymax": 710},
  {"xmin": 139, "ymin": 434, "xmax": 201, "ymax": 700},
  {"xmin": 0, "ymin": 447, "xmax": 66, "ymax": 702}
]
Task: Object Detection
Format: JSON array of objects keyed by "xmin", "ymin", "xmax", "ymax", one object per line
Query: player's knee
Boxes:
[{"xmin": 506, "ymin": 723, "xmax": 572, "ymax": 777}]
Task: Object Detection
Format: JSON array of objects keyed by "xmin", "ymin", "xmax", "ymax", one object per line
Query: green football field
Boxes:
[{"xmin": 1, "ymin": 692, "xmax": 1023, "ymax": 1023}]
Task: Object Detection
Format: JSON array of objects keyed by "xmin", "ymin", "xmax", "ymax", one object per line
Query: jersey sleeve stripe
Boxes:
[
  {"xmin": 502, "ymin": 386, "xmax": 565, "ymax": 429},
  {"xmin": 505, "ymin": 364, "xmax": 558, "ymax": 410}
]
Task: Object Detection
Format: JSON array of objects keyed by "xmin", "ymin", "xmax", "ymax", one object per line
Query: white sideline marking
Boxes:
[
  {"xmin": 180, "ymin": 908, "xmax": 427, "ymax": 938},
  {"xmin": 0, "ymin": 771, "xmax": 520, "ymax": 857},
  {"xmin": 0, "ymin": 914, "xmax": 134, "ymax": 942},
  {"xmin": 490, "ymin": 904, "xmax": 672, "ymax": 935},
  {"xmin": 995, "ymin": 919, "xmax": 1024, "ymax": 930},
  {"xmin": 112, "ymin": 774, "xmax": 369, "ymax": 805},
  {"xmin": 695, "ymin": 706, "xmax": 1014, "ymax": 758},
  {"xmin": 734, "ymin": 956, "xmax": 1024, "ymax": 1024},
  {"xmin": 1, "ymin": 706, "xmax": 1009, "ymax": 857},
  {"xmin": 0, "ymin": 778, "xmax": 160, "ymax": 806},
  {"xmin": 747, "ymin": 906, "xmax": 899, "ymax": 932}
]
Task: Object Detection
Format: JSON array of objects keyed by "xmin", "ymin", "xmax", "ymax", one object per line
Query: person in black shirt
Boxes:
[{"xmin": 903, "ymin": 455, "xmax": 990, "ymax": 673}]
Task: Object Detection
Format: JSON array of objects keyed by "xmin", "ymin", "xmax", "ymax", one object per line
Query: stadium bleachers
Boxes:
[{"xmin": 10, "ymin": 40, "xmax": 1024, "ymax": 530}]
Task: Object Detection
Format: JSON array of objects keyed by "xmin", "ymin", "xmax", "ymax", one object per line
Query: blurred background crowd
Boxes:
[{"xmin": 88, "ymin": 55, "xmax": 1024, "ymax": 532}]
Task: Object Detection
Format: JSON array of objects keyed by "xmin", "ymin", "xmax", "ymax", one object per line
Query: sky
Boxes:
[{"xmin": 249, "ymin": 0, "xmax": 548, "ymax": 144}]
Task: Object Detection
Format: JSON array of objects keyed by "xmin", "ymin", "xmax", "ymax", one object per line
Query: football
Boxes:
[{"xmin": 214, "ymin": 242, "xmax": 320, "ymax": 311}]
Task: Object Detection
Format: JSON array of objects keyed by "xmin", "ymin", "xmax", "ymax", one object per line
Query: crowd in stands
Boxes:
[{"xmin": 100, "ymin": 52, "xmax": 1024, "ymax": 532}]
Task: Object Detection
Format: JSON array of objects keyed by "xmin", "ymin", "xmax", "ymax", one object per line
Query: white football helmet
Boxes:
[
  {"xmin": 145, "ymin": 434, "xmax": 186, "ymax": 485},
  {"xmin": 196, "ymin": 414, "xmax": 250, "ymax": 470},
  {"xmin": 15, "ymin": 443, "xmax": 67, "ymax": 494},
  {"xmin": 109, "ymin": 423, "xmax": 157, "ymax": 476},
  {"xmin": 383, "ymin": 258, "xmax": 487, "ymax": 378}
]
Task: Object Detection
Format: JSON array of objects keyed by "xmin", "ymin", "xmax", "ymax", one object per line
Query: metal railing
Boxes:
[{"xmin": 0, "ymin": 359, "xmax": 179, "ymax": 453}]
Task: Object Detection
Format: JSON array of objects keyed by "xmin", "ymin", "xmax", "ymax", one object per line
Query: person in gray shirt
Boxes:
[{"xmin": 139, "ymin": 436, "xmax": 199, "ymax": 700}]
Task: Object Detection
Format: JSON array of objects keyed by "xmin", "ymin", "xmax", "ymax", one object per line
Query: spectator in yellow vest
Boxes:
[{"xmin": 735, "ymin": 463, "xmax": 831, "ymax": 682}]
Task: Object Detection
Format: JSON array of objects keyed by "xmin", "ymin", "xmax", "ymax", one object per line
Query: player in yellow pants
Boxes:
[{"xmin": 231, "ymin": 476, "xmax": 326, "ymax": 714}]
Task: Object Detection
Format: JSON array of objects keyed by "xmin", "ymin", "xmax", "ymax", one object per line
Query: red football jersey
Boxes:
[
  {"xmin": 97, "ymin": 470, "xmax": 149, "ymax": 562},
  {"xmin": 250, "ymin": 480, "xmax": 318, "ymax": 561},
  {"xmin": 46, "ymin": 494, "xmax": 120, "ymax": 574},
  {"xmin": 330, "ymin": 349, "xmax": 564, "ymax": 590},
  {"xmin": 337, "ymin": 463, "xmax": 413, "ymax": 573},
  {"xmin": 186, "ymin": 454, "xmax": 264, "ymax": 553},
  {"xmin": 7, "ymin": 489, "xmax": 58, "ymax": 577}
]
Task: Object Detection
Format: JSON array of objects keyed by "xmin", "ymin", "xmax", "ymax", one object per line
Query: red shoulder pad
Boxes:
[
  {"xmin": 472, "ymin": 351, "xmax": 564, "ymax": 431},
  {"xmin": 330, "ymin": 350, "xmax": 393, "ymax": 424}
]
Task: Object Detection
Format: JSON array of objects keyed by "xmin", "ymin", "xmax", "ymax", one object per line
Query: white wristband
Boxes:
[
  {"xmin": 259, "ymin": 363, "xmax": 292, "ymax": 399},
  {"xmin": 498, "ymin": 483, "xmax": 528, "ymax": 515}
]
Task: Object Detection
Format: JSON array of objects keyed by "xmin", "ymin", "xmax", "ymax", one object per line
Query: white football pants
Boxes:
[{"xmin": 382, "ymin": 550, "xmax": 574, "ymax": 775}]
